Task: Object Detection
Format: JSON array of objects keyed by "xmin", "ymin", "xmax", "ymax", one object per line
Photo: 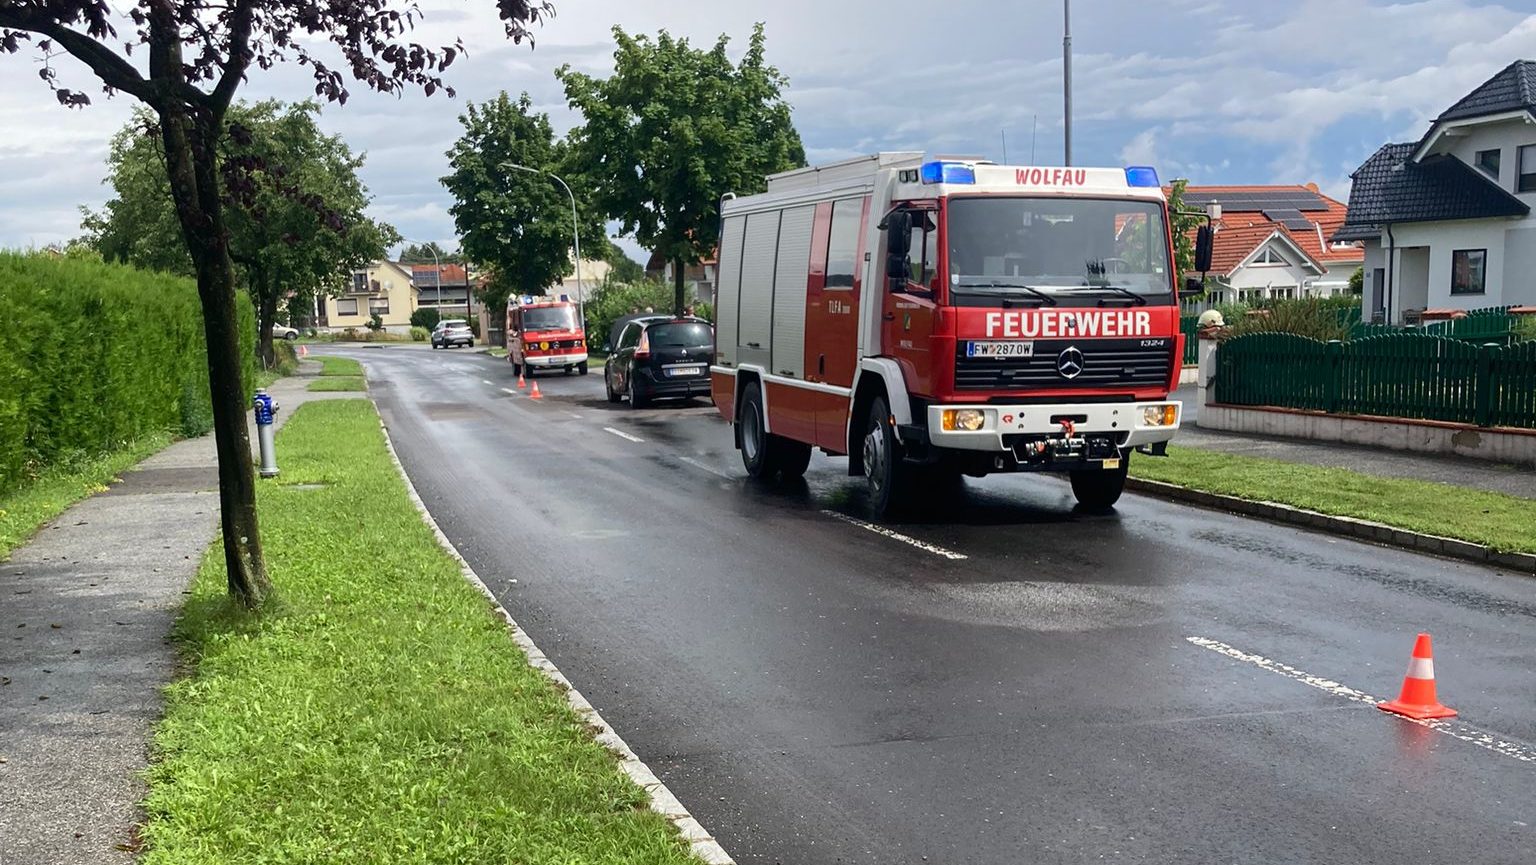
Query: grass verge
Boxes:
[
  {"xmin": 307, "ymin": 376, "xmax": 367, "ymax": 393},
  {"xmin": 1131, "ymin": 445, "xmax": 1536, "ymax": 554},
  {"xmin": 313, "ymin": 355, "xmax": 363, "ymax": 377},
  {"xmin": 143, "ymin": 399, "xmax": 696, "ymax": 864},
  {"xmin": 0, "ymin": 433, "xmax": 172, "ymax": 560}
]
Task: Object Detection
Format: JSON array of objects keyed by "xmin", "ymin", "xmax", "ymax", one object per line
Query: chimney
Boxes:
[{"xmin": 1305, "ymin": 182, "xmax": 1320, "ymax": 193}]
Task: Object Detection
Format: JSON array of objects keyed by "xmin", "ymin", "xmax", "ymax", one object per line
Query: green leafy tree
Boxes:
[
  {"xmin": 558, "ymin": 24, "xmax": 805, "ymax": 315},
  {"xmin": 1167, "ymin": 178, "xmax": 1201, "ymax": 278},
  {"xmin": 604, "ymin": 247, "xmax": 646, "ymax": 284},
  {"xmin": 1349, "ymin": 266, "xmax": 1364, "ymax": 295},
  {"xmin": 82, "ymin": 101, "xmax": 397, "ymax": 369},
  {"xmin": 399, "ymin": 241, "xmax": 462, "ymax": 265},
  {"xmin": 0, "ymin": 0, "xmax": 550, "ymax": 609},
  {"xmin": 442, "ymin": 91, "xmax": 603, "ymax": 317}
]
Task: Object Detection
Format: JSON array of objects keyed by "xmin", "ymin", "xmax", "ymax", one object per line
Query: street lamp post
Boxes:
[
  {"xmin": 1063, "ymin": 0, "xmax": 1073, "ymax": 167},
  {"xmin": 503, "ymin": 163, "xmax": 585, "ymax": 320},
  {"xmin": 400, "ymin": 238, "xmax": 443, "ymax": 316}
]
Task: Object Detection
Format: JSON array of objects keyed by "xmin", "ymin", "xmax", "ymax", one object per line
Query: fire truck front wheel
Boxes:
[
  {"xmin": 1069, "ymin": 460, "xmax": 1129, "ymax": 512},
  {"xmin": 862, "ymin": 394, "xmax": 908, "ymax": 518}
]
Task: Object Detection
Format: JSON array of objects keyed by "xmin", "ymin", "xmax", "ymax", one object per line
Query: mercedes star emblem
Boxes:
[{"xmin": 1056, "ymin": 346, "xmax": 1085, "ymax": 379}]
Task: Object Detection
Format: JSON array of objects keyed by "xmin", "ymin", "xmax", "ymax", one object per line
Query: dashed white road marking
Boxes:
[
  {"xmin": 604, "ymin": 427, "xmax": 645, "ymax": 443},
  {"xmin": 820, "ymin": 510, "xmax": 968, "ymax": 561},
  {"xmin": 483, "ymin": 379, "xmax": 494, "ymax": 385},
  {"xmin": 1187, "ymin": 636, "xmax": 1536, "ymax": 764},
  {"xmin": 569, "ymin": 412, "xmax": 584, "ymax": 419},
  {"xmin": 500, "ymin": 388, "xmax": 519, "ymax": 396},
  {"xmin": 680, "ymin": 456, "xmax": 733, "ymax": 479}
]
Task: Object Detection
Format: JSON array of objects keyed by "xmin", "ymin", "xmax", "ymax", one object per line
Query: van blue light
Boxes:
[
  {"xmin": 920, "ymin": 161, "xmax": 976, "ymax": 185},
  {"xmin": 1125, "ymin": 166, "xmax": 1160, "ymax": 188}
]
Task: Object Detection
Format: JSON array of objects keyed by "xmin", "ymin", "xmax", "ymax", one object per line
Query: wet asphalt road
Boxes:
[{"xmin": 338, "ymin": 344, "xmax": 1535, "ymax": 865}]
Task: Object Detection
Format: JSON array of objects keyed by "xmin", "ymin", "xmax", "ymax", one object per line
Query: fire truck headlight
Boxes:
[
  {"xmin": 942, "ymin": 409, "xmax": 987, "ymax": 432},
  {"xmin": 1142, "ymin": 405, "xmax": 1178, "ymax": 427}
]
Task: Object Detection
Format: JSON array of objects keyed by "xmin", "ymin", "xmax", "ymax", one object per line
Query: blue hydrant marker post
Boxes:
[{"xmin": 254, "ymin": 388, "xmax": 279, "ymax": 478}]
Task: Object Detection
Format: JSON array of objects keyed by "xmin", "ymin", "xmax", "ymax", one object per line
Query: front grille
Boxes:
[{"xmin": 955, "ymin": 338, "xmax": 1173, "ymax": 391}]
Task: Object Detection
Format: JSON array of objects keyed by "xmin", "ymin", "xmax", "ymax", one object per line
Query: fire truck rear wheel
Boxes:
[
  {"xmin": 1069, "ymin": 460, "xmax": 1129, "ymax": 512},
  {"xmin": 738, "ymin": 381, "xmax": 810, "ymax": 480}
]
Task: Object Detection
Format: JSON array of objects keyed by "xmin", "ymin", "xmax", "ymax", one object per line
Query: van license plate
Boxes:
[{"xmin": 967, "ymin": 341, "xmax": 1034, "ymax": 359}]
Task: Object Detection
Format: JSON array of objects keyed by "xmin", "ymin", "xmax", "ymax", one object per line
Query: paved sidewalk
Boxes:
[
  {"xmin": 1171, "ymin": 384, "xmax": 1536, "ymax": 500},
  {"xmin": 0, "ymin": 369, "xmax": 349, "ymax": 865}
]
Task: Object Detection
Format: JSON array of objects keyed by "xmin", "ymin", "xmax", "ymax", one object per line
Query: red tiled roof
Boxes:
[
  {"xmin": 409, "ymin": 263, "xmax": 468, "ymax": 285},
  {"xmin": 1177, "ymin": 184, "xmax": 1364, "ymax": 276}
]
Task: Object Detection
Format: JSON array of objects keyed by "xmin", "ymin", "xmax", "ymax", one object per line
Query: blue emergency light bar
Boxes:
[
  {"xmin": 919, "ymin": 161, "xmax": 976, "ymax": 185},
  {"xmin": 1124, "ymin": 166, "xmax": 1160, "ymax": 188}
]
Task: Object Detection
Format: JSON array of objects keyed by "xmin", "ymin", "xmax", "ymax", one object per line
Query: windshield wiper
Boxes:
[
  {"xmin": 1060, "ymin": 284, "xmax": 1148, "ymax": 306},
  {"xmin": 953, "ymin": 283, "xmax": 1058, "ymax": 307}
]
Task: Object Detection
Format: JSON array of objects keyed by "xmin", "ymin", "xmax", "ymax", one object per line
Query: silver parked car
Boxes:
[{"xmin": 432, "ymin": 320, "xmax": 475, "ymax": 349}]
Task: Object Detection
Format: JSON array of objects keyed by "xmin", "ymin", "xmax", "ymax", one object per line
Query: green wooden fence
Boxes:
[
  {"xmin": 1215, "ymin": 331, "xmax": 1536, "ymax": 429},
  {"xmin": 1179, "ymin": 314, "xmax": 1199, "ymax": 365},
  {"xmin": 1348, "ymin": 307, "xmax": 1519, "ymax": 344}
]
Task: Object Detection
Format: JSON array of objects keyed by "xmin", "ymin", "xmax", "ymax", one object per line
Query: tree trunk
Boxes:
[
  {"xmin": 257, "ymin": 271, "xmax": 278, "ymax": 370},
  {"xmin": 672, "ymin": 257, "xmax": 686, "ymax": 317},
  {"xmin": 158, "ymin": 106, "xmax": 272, "ymax": 608}
]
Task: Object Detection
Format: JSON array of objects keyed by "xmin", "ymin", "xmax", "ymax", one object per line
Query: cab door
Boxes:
[{"xmin": 879, "ymin": 205, "xmax": 941, "ymax": 397}]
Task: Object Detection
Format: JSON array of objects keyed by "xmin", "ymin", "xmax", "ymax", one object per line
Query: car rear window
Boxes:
[{"xmin": 645, "ymin": 322, "xmax": 712, "ymax": 347}]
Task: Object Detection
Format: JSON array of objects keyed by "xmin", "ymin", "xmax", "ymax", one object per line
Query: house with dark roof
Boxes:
[
  {"xmin": 1335, "ymin": 60, "xmax": 1535, "ymax": 322},
  {"xmin": 1177, "ymin": 185, "xmax": 1363, "ymax": 305}
]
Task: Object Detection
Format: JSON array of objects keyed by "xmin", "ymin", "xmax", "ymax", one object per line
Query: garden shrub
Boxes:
[{"xmin": 0, "ymin": 252, "xmax": 255, "ymax": 495}]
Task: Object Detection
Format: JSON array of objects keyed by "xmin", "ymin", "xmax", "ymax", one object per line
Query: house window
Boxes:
[
  {"xmin": 1253, "ymin": 248, "xmax": 1288, "ymax": 266},
  {"xmin": 369, "ymin": 299, "xmax": 390, "ymax": 316},
  {"xmin": 1451, "ymin": 249, "xmax": 1486, "ymax": 295},
  {"xmin": 336, "ymin": 298, "xmax": 359, "ymax": 316},
  {"xmin": 1520, "ymin": 145, "xmax": 1536, "ymax": 193},
  {"xmin": 351, "ymin": 272, "xmax": 367, "ymax": 292},
  {"xmin": 1475, "ymin": 148, "xmax": 1501, "ymax": 180}
]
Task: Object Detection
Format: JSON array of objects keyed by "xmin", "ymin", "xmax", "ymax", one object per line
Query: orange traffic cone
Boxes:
[
  {"xmin": 298, "ymin": 344, "xmax": 308, "ymax": 358},
  {"xmin": 517, "ymin": 372, "xmax": 527, "ymax": 389},
  {"xmin": 529, "ymin": 380, "xmax": 543, "ymax": 400},
  {"xmin": 1379, "ymin": 633, "xmax": 1457, "ymax": 720}
]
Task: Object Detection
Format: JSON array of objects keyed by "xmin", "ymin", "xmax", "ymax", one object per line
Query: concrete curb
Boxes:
[
  {"xmin": 1126, "ymin": 477, "xmax": 1536, "ymax": 576},
  {"xmin": 375, "ymin": 416, "xmax": 734, "ymax": 864}
]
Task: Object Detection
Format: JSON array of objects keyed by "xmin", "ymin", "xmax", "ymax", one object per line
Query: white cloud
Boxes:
[{"xmin": 0, "ymin": 1, "xmax": 1532, "ymax": 253}]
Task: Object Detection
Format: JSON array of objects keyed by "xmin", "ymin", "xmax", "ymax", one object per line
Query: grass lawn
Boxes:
[
  {"xmin": 313, "ymin": 355, "xmax": 363, "ymax": 377},
  {"xmin": 142, "ymin": 399, "xmax": 696, "ymax": 864},
  {"xmin": 0, "ymin": 433, "xmax": 172, "ymax": 560},
  {"xmin": 1131, "ymin": 445, "xmax": 1536, "ymax": 554},
  {"xmin": 307, "ymin": 376, "xmax": 367, "ymax": 393},
  {"xmin": 487, "ymin": 347, "xmax": 508, "ymax": 359}
]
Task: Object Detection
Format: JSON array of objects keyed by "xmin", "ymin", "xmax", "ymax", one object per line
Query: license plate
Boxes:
[
  {"xmin": 966, "ymin": 340, "xmax": 1034, "ymax": 359},
  {"xmin": 1102, "ymin": 458, "xmax": 1121, "ymax": 469},
  {"xmin": 665, "ymin": 364, "xmax": 705, "ymax": 377}
]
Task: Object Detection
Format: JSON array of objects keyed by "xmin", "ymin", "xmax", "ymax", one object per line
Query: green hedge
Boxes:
[{"xmin": 0, "ymin": 252, "xmax": 256, "ymax": 496}]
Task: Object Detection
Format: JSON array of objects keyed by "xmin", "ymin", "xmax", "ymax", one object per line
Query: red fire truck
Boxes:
[
  {"xmin": 506, "ymin": 295, "xmax": 588, "ymax": 377},
  {"xmin": 710, "ymin": 153, "xmax": 1212, "ymax": 516}
]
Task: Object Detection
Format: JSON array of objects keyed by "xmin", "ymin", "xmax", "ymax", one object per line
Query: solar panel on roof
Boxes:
[{"xmin": 1184, "ymin": 190, "xmax": 1329, "ymax": 212}]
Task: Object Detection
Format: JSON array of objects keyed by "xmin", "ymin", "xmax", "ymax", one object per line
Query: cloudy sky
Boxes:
[{"xmin": 1, "ymin": 0, "xmax": 1533, "ymax": 263}]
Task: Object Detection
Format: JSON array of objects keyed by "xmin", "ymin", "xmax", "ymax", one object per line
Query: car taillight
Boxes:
[{"xmin": 634, "ymin": 330, "xmax": 651, "ymax": 361}]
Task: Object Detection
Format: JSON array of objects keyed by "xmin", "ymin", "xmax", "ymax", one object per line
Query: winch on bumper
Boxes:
[{"xmin": 904, "ymin": 401, "xmax": 1181, "ymax": 471}]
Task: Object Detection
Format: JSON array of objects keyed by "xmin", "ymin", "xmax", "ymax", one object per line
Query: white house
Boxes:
[
  {"xmin": 1179, "ymin": 185, "xmax": 1363, "ymax": 306},
  {"xmin": 1336, "ymin": 60, "xmax": 1535, "ymax": 322}
]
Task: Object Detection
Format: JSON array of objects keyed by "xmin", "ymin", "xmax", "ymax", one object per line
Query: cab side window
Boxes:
[{"xmin": 907, "ymin": 211, "xmax": 939, "ymax": 291}]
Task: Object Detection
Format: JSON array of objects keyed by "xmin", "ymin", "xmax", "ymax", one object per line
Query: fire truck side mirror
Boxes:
[
  {"xmin": 1194, "ymin": 224, "xmax": 1214, "ymax": 273},
  {"xmin": 883, "ymin": 210, "xmax": 912, "ymax": 255}
]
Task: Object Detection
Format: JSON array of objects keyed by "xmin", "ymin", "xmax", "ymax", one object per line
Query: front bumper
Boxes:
[
  {"xmin": 924, "ymin": 400, "xmax": 1181, "ymax": 452},
  {"xmin": 524, "ymin": 352, "xmax": 587, "ymax": 367}
]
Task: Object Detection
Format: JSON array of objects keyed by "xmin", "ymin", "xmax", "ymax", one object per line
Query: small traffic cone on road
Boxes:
[
  {"xmin": 529, "ymin": 380, "xmax": 543, "ymax": 400},
  {"xmin": 298, "ymin": 344, "xmax": 308, "ymax": 358},
  {"xmin": 1379, "ymin": 633, "xmax": 1457, "ymax": 720},
  {"xmin": 517, "ymin": 372, "xmax": 527, "ymax": 389}
]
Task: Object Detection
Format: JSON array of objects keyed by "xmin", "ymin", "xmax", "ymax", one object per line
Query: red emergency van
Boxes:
[
  {"xmin": 507, "ymin": 295, "xmax": 588, "ymax": 377},
  {"xmin": 710, "ymin": 153, "xmax": 1212, "ymax": 516}
]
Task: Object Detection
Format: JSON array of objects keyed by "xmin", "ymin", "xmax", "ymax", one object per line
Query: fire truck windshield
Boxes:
[
  {"xmin": 520, "ymin": 305, "xmax": 579, "ymax": 332},
  {"xmin": 946, "ymin": 197, "xmax": 1172, "ymax": 300}
]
